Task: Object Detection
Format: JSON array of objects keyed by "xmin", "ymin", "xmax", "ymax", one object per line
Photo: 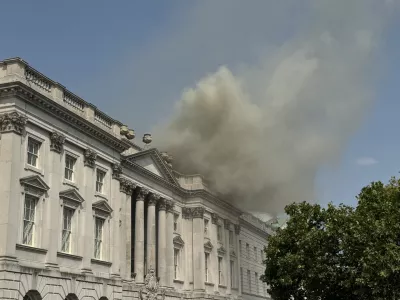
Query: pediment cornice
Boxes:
[
  {"xmin": 20, "ymin": 175, "xmax": 50, "ymax": 196},
  {"xmin": 173, "ymin": 235, "xmax": 185, "ymax": 248},
  {"xmin": 59, "ymin": 188, "xmax": 85, "ymax": 204},
  {"xmin": 92, "ymin": 199, "xmax": 113, "ymax": 214}
]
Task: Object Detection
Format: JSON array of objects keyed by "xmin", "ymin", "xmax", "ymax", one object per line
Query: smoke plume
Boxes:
[{"xmin": 153, "ymin": 0, "xmax": 396, "ymax": 214}]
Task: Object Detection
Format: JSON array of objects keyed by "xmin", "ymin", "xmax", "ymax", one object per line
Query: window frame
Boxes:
[
  {"xmin": 217, "ymin": 224, "xmax": 223, "ymax": 242},
  {"xmin": 218, "ymin": 256, "xmax": 223, "ymax": 285},
  {"xmin": 205, "ymin": 252, "xmax": 210, "ymax": 282},
  {"xmin": 24, "ymin": 133, "xmax": 45, "ymax": 175},
  {"xmin": 95, "ymin": 168, "xmax": 106, "ymax": 194},
  {"xmin": 22, "ymin": 194, "xmax": 38, "ymax": 246},
  {"xmin": 94, "ymin": 216, "xmax": 105, "ymax": 259},
  {"xmin": 64, "ymin": 154, "xmax": 77, "ymax": 182},
  {"xmin": 61, "ymin": 206, "xmax": 74, "ymax": 253}
]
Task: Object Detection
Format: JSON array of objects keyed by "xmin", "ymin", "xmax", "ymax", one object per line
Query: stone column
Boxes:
[
  {"xmin": 134, "ymin": 187, "xmax": 148, "ymax": 284},
  {"xmin": 45, "ymin": 131, "xmax": 65, "ymax": 269},
  {"xmin": 165, "ymin": 200, "xmax": 175, "ymax": 288},
  {"xmin": 224, "ymin": 219, "xmax": 232, "ymax": 294},
  {"xmin": 118, "ymin": 177, "xmax": 135, "ymax": 280},
  {"xmin": 158, "ymin": 198, "xmax": 167, "ymax": 287},
  {"xmin": 192, "ymin": 207, "xmax": 205, "ymax": 291},
  {"xmin": 235, "ymin": 224, "xmax": 241, "ymax": 294},
  {"xmin": 81, "ymin": 148, "xmax": 97, "ymax": 274},
  {"xmin": 0, "ymin": 112, "xmax": 27, "ymax": 261},
  {"xmin": 147, "ymin": 193, "xmax": 159, "ymax": 272}
]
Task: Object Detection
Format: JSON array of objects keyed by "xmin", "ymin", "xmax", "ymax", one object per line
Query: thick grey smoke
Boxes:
[{"xmin": 153, "ymin": 0, "xmax": 396, "ymax": 214}]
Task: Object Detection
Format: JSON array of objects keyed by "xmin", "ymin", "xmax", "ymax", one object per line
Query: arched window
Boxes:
[
  {"xmin": 23, "ymin": 290, "xmax": 42, "ymax": 300},
  {"xmin": 65, "ymin": 294, "xmax": 79, "ymax": 300}
]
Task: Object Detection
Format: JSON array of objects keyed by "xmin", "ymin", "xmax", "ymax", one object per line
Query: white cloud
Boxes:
[{"xmin": 356, "ymin": 157, "xmax": 378, "ymax": 166}]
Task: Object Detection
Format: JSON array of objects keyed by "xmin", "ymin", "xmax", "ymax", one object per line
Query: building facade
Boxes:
[{"xmin": 0, "ymin": 58, "xmax": 271, "ymax": 300}]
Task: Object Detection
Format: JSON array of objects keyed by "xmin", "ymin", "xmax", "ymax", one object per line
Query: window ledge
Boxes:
[
  {"xmin": 57, "ymin": 251, "xmax": 83, "ymax": 260},
  {"xmin": 16, "ymin": 243, "xmax": 47, "ymax": 254},
  {"xmin": 91, "ymin": 258, "xmax": 112, "ymax": 266},
  {"xmin": 173, "ymin": 279, "xmax": 184, "ymax": 284},
  {"xmin": 24, "ymin": 165, "xmax": 44, "ymax": 176},
  {"xmin": 218, "ymin": 285, "xmax": 227, "ymax": 289},
  {"xmin": 95, "ymin": 192, "xmax": 108, "ymax": 201},
  {"xmin": 63, "ymin": 179, "xmax": 78, "ymax": 189},
  {"xmin": 205, "ymin": 282, "xmax": 215, "ymax": 286}
]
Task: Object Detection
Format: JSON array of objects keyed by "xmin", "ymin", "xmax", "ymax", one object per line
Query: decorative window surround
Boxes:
[
  {"xmin": 63, "ymin": 150, "xmax": 79, "ymax": 188},
  {"xmin": 25, "ymin": 133, "xmax": 45, "ymax": 176},
  {"xmin": 92, "ymin": 199, "xmax": 113, "ymax": 261}
]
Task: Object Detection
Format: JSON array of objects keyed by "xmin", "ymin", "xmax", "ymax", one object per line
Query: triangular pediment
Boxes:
[
  {"xmin": 20, "ymin": 175, "xmax": 50, "ymax": 191},
  {"xmin": 59, "ymin": 189, "xmax": 85, "ymax": 204},
  {"xmin": 173, "ymin": 235, "xmax": 185, "ymax": 247},
  {"xmin": 124, "ymin": 148, "xmax": 178, "ymax": 185},
  {"xmin": 218, "ymin": 245, "xmax": 227, "ymax": 255},
  {"xmin": 92, "ymin": 199, "xmax": 113, "ymax": 214},
  {"xmin": 230, "ymin": 250, "xmax": 237, "ymax": 258},
  {"xmin": 204, "ymin": 240, "xmax": 214, "ymax": 252}
]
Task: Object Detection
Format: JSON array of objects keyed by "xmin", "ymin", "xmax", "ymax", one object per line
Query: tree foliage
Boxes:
[{"xmin": 262, "ymin": 177, "xmax": 400, "ymax": 300}]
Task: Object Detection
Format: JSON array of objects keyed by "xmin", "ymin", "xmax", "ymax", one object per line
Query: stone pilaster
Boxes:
[
  {"xmin": 165, "ymin": 200, "xmax": 175, "ymax": 288},
  {"xmin": 192, "ymin": 206, "xmax": 205, "ymax": 291},
  {"xmin": 235, "ymin": 224, "xmax": 241, "ymax": 294},
  {"xmin": 158, "ymin": 198, "xmax": 167, "ymax": 287},
  {"xmin": 0, "ymin": 112, "xmax": 27, "ymax": 260},
  {"xmin": 224, "ymin": 219, "xmax": 231, "ymax": 293},
  {"xmin": 147, "ymin": 193, "xmax": 159, "ymax": 273},
  {"xmin": 134, "ymin": 187, "xmax": 149, "ymax": 284}
]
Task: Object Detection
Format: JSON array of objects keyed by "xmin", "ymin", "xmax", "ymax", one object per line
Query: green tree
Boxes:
[{"xmin": 261, "ymin": 177, "xmax": 400, "ymax": 300}]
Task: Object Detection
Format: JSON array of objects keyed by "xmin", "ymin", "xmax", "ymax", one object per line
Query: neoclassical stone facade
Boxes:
[{"xmin": 0, "ymin": 58, "xmax": 271, "ymax": 300}]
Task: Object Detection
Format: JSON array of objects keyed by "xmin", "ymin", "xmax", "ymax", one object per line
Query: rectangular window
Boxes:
[
  {"xmin": 230, "ymin": 260, "xmax": 234, "ymax": 288},
  {"xmin": 94, "ymin": 217, "xmax": 104, "ymax": 259},
  {"xmin": 246, "ymin": 243, "xmax": 250, "ymax": 259},
  {"xmin": 65, "ymin": 155, "xmax": 76, "ymax": 181},
  {"xmin": 239, "ymin": 240, "xmax": 242, "ymax": 254},
  {"xmin": 23, "ymin": 195, "xmax": 37, "ymax": 246},
  {"xmin": 247, "ymin": 270, "xmax": 251, "ymax": 293},
  {"xmin": 260, "ymin": 249, "xmax": 264, "ymax": 263},
  {"xmin": 173, "ymin": 214, "xmax": 179, "ymax": 232},
  {"xmin": 240, "ymin": 267, "xmax": 243, "ymax": 290},
  {"xmin": 204, "ymin": 219, "xmax": 209, "ymax": 236},
  {"xmin": 27, "ymin": 138, "xmax": 40, "ymax": 167},
  {"xmin": 61, "ymin": 207, "xmax": 74, "ymax": 253},
  {"xmin": 255, "ymin": 272, "xmax": 259, "ymax": 293},
  {"xmin": 174, "ymin": 248, "xmax": 179, "ymax": 279},
  {"xmin": 205, "ymin": 253, "xmax": 210, "ymax": 282},
  {"xmin": 96, "ymin": 169, "xmax": 106, "ymax": 193},
  {"xmin": 229, "ymin": 230, "xmax": 234, "ymax": 246},
  {"xmin": 218, "ymin": 257, "xmax": 223, "ymax": 285},
  {"xmin": 217, "ymin": 224, "xmax": 223, "ymax": 241},
  {"xmin": 254, "ymin": 246, "xmax": 257, "ymax": 261}
]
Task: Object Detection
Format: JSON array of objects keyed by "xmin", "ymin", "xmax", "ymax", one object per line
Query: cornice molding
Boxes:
[
  {"xmin": 239, "ymin": 218, "xmax": 269, "ymax": 239},
  {"xmin": 0, "ymin": 83, "xmax": 131, "ymax": 153}
]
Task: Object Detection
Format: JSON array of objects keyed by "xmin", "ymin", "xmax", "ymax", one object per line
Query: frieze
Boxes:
[
  {"xmin": 211, "ymin": 213, "xmax": 219, "ymax": 224},
  {"xmin": 234, "ymin": 224, "xmax": 241, "ymax": 235},
  {"xmin": 158, "ymin": 198, "xmax": 166, "ymax": 211},
  {"xmin": 0, "ymin": 111, "xmax": 27, "ymax": 135},
  {"xmin": 120, "ymin": 178, "xmax": 136, "ymax": 195},
  {"xmin": 192, "ymin": 207, "xmax": 205, "ymax": 219},
  {"xmin": 84, "ymin": 148, "xmax": 97, "ymax": 168},
  {"xmin": 224, "ymin": 219, "xmax": 231, "ymax": 230},
  {"xmin": 166, "ymin": 200, "xmax": 174, "ymax": 213},
  {"xmin": 137, "ymin": 187, "xmax": 149, "ymax": 201},
  {"xmin": 112, "ymin": 163, "xmax": 123, "ymax": 180},
  {"xmin": 49, "ymin": 131, "xmax": 65, "ymax": 153},
  {"xmin": 148, "ymin": 193, "xmax": 160, "ymax": 206}
]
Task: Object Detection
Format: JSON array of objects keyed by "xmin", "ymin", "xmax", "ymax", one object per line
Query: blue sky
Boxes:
[{"xmin": 1, "ymin": 1, "xmax": 399, "ymax": 210}]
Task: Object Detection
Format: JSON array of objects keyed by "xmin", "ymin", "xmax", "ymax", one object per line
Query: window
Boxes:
[
  {"xmin": 247, "ymin": 270, "xmax": 251, "ymax": 292},
  {"xmin": 239, "ymin": 240, "xmax": 242, "ymax": 254},
  {"xmin": 246, "ymin": 243, "xmax": 250, "ymax": 259},
  {"xmin": 61, "ymin": 207, "xmax": 74, "ymax": 253},
  {"xmin": 173, "ymin": 214, "xmax": 179, "ymax": 232},
  {"xmin": 240, "ymin": 267, "xmax": 243, "ymax": 290},
  {"xmin": 254, "ymin": 246, "xmax": 257, "ymax": 261},
  {"xmin": 204, "ymin": 219, "xmax": 209, "ymax": 236},
  {"xmin": 255, "ymin": 272, "xmax": 259, "ymax": 293},
  {"xmin": 217, "ymin": 224, "xmax": 223, "ymax": 241},
  {"xmin": 205, "ymin": 253, "xmax": 210, "ymax": 282},
  {"xmin": 260, "ymin": 249, "xmax": 264, "ymax": 263},
  {"xmin": 27, "ymin": 138, "xmax": 40, "ymax": 167},
  {"xmin": 94, "ymin": 217, "xmax": 104, "ymax": 259},
  {"xmin": 229, "ymin": 230, "xmax": 234, "ymax": 246},
  {"xmin": 218, "ymin": 257, "xmax": 223, "ymax": 285},
  {"xmin": 23, "ymin": 195, "xmax": 37, "ymax": 246},
  {"xmin": 65, "ymin": 155, "xmax": 76, "ymax": 181},
  {"xmin": 96, "ymin": 169, "xmax": 106, "ymax": 193},
  {"xmin": 230, "ymin": 260, "xmax": 234, "ymax": 288},
  {"xmin": 174, "ymin": 248, "xmax": 179, "ymax": 279}
]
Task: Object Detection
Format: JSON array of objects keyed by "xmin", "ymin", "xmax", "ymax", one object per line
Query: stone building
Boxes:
[{"xmin": 0, "ymin": 58, "xmax": 271, "ymax": 300}]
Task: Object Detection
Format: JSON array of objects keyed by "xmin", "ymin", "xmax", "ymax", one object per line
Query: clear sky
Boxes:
[{"xmin": 1, "ymin": 1, "xmax": 399, "ymax": 210}]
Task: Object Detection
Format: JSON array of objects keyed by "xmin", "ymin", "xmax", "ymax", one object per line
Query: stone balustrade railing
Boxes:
[{"xmin": 0, "ymin": 57, "xmax": 125, "ymax": 139}]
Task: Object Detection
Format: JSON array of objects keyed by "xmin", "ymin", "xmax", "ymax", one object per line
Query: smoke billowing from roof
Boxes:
[{"xmin": 153, "ymin": 0, "xmax": 396, "ymax": 214}]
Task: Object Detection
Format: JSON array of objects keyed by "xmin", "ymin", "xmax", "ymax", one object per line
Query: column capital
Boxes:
[
  {"xmin": 120, "ymin": 178, "xmax": 137, "ymax": 195},
  {"xmin": 234, "ymin": 224, "xmax": 241, "ymax": 235},
  {"xmin": 49, "ymin": 131, "xmax": 65, "ymax": 153},
  {"xmin": 112, "ymin": 163, "xmax": 123, "ymax": 180},
  {"xmin": 0, "ymin": 111, "xmax": 27, "ymax": 135},
  {"xmin": 224, "ymin": 219, "xmax": 231, "ymax": 230},
  {"xmin": 84, "ymin": 148, "xmax": 97, "ymax": 168},
  {"xmin": 148, "ymin": 193, "xmax": 160, "ymax": 206},
  {"xmin": 166, "ymin": 200, "xmax": 175, "ymax": 213},
  {"xmin": 137, "ymin": 187, "xmax": 149, "ymax": 201},
  {"xmin": 192, "ymin": 207, "xmax": 205, "ymax": 219},
  {"xmin": 211, "ymin": 213, "xmax": 219, "ymax": 224},
  {"xmin": 158, "ymin": 198, "xmax": 167, "ymax": 211}
]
